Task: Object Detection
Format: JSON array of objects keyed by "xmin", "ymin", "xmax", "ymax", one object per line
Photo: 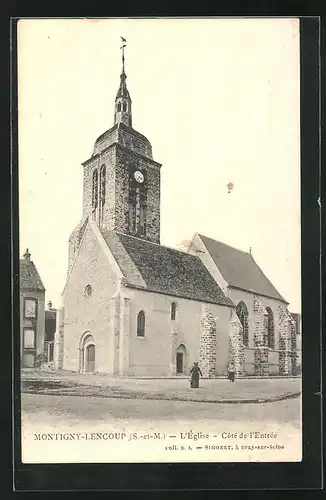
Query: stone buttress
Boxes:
[
  {"xmin": 199, "ymin": 304, "xmax": 217, "ymax": 377},
  {"xmin": 229, "ymin": 309, "xmax": 245, "ymax": 376},
  {"xmin": 253, "ymin": 296, "xmax": 269, "ymax": 376}
]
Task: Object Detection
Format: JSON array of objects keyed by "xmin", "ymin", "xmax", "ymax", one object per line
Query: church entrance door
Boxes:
[
  {"xmin": 85, "ymin": 344, "xmax": 95, "ymax": 372},
  {"xmin": 176, "ymin": 344, "xmax": 187, "ymax": 374},
  {"xmin": 176, "ymin": 352, "xmax": 183, "ymax": 373}
]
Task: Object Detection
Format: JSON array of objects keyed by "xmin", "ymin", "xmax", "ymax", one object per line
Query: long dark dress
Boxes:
[
  {"xmin": 190, "ymin": 365, "xmax": 203, "ymax": 388},
  {"xmin": 228, "ymin": 366, "xmax": 235, "ymax": 382}
]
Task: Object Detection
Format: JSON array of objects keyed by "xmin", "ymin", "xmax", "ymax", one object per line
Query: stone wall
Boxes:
[
  {"xmin": 109, "ymin": 292, "xmax": 121, "ymax": 375},
  {"xmin": 253, "ymin": 296, "xmax": 269, "ymax": 376},
  {"xmin": 199, "ymin": 304, "xmax": 217, "ymax": 377},
  {"xmin": 278, "ymin": 305, "xmax": 295, "ymax": 376},
  {"xmin": 54, "ymin": 307, "xmax": 64, "ymax": 370},
  {"xmin": 115, "ymin": 146, "xmax": 161, "ymax": 244},
  {"xmin": 170, "ymin": 319, "xmax": 178, "ymax": 375},
  {"xmin": 62, "ymin": 223, "xmax": 119, "ymax": 373},
  {"xmin": 118, "ymin": 294, "xmax": 131, "ymax": 376}
]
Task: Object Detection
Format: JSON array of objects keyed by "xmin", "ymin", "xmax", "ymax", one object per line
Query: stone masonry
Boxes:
[
  {"xmin": 170, "ymin": 319, "xmax": 178, "ymax": 376},
  {"xmin": 278, "ymin": 305, "xmax": 296, "ymax": 376},
  {"xmin": 253, "ymin": 296, "xmax": 269, "ymax": 376},
  {"xmin": 109, "ymin": 292, "xmax": 121, "ymax": 375},
  {"xmin": 115, "ymin": 146, "xmax": 161, "ymax": 244},
  {"xmin": 229, "ymin": 310, "xmax": 245, "ymax": 376},
  {"xmin": 54, "ymin": 307, "xmax": 64, "ymax": 370},
  {"xmin": 199, "ymin": 304, "xmax": 217, "ymax": 377}
]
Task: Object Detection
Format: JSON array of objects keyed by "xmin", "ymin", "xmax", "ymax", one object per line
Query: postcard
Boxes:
[{"xmin": 17, "ymin": 17, "xmax": 302, "ymax": 464}]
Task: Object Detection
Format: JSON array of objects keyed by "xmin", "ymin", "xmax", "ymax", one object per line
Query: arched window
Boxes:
[
  {"xmin": 236, "ymin": 301, "xmax": 249, "ymax": 346},
  {"xmin": 137, "ymin": 310, "xmax": 145, "ymax": 337},
  {"xmin": 92, "ymin": 169, "xmax": 98, "ymax": 209},
  {"xmin": 171, "ymin": 302, "xmax": 177, "ymax": 320},
  {"xmin": 123, "ymin": 102, "xmax": 127, "ymax": 112},
  {"xmin": 139, "ymin": 204, "xmax": 147, "ymax": 235},
  {"xmin": 100, "ymin": 165, "xmax": 106, "ymax": 203},
  {"xmin": 129, "ymin": 202, "xmax": 136, "ymax": 232},
  {"xmin": 266, "ymin": 307, "xmax": 275, "ymax": 348},
  {"xmin": 99, "ymin": 165, "xmax": 106, "ymax": 223},
  {"xmin": 117, "ymin": 102, "xmax": 121, "ymax": 112}
]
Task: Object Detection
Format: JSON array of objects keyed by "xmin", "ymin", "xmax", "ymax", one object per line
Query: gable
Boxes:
[
  {"xmin": 62, "ymin": 220, "xmax": 122, "ymax": 298},
  {"xmin": 20, "ymin": 259, "xmax": 45, "ymax": 292}
]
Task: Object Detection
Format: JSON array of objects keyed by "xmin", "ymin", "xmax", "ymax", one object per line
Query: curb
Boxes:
[{"xmin": 21, "ymin": 386, "xmax": 301, "ymax": 405}]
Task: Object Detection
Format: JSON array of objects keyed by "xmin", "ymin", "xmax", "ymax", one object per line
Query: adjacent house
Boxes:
[{"xmin": 19, "ymin": 249, "xmax": 45, "ymax": 368}]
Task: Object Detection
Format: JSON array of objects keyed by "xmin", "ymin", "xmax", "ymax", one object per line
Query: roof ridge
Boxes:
[
  {"xmin": 115, "ymin": 232, "xmax": 201, "ymax": 259},
  {"xmin": 198, "ymin": 233, "xmax": 251, "ymax": 255},
  {"xmin": 103, "ymin": 231, "xmax": 233, "ymax": 307}
]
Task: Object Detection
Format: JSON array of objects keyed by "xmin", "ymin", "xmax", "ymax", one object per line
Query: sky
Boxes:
[{"xmin": 18, "ymin": 18, "xmax": 301, "ymax": 312}]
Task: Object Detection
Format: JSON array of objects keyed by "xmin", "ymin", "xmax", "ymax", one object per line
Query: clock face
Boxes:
[{"xmin": 134, "ymin": 171, "xmax": 144, "ymax": 184}]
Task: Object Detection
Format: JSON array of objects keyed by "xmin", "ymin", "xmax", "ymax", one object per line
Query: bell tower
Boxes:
[{"xmin": 68, "ymin": 37, "xmax": 162, "ymax": 272}]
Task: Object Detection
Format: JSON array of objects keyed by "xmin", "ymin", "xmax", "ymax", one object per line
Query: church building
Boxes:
[{"xmin": 55, "ymin": 43, "xmax": 297, "ymax": 378}]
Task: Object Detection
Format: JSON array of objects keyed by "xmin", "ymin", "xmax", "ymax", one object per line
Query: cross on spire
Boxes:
[
  {"xmin": 114, "ymin": 36, "xmax": 132, "ymax": 127},
  {"xmin": 120, "ymin": 36, "xmax": 127, "ymax": 74}
]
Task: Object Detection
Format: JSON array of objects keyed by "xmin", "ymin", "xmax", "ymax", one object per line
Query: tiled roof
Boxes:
[
  {"xmin": 101, "ymin": 229, "xmax": 234, "ymax": 307},
  {"xmin": 198, "ymin": 234, "xmax": 287, "ymax": 303},
  {"xmin": 20, "ymin": 259, "xmax": 45, "ymax": 292}
]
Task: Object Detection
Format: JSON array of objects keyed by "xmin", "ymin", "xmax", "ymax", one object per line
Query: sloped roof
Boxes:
[
  {"xmin": 90, "ymin": 122, "xmax": 153, "ymax": 160},
  {"xmin": 100, "ymin": 229, "xmax": 234, "ymax": 307},
  {"xmin": 198, "ymin": 234, "xmax": 287, "ymax": 303},
  {"xmin": 20, "ymin": 259, "xmax": 45, "ymax": 292}
]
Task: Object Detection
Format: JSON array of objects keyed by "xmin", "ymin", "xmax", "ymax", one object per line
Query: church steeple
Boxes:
[{"xmin": 114, "ymin": 37, "xmax": 132, "ymax": 127}]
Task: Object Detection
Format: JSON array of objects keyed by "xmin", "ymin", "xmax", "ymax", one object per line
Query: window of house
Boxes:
[
  {"xmin": 85, "ymin": 285, "xmax": 92, "ymax": 297},
  {"xmin": 236, "ymin": 301, "xmax": 249, "ymax": 346},
  {"xmin": 137, "ymin": 310, "xmax": 145, "ymax": 337},
  {"xmin": 123, "ymin": 102, "xmax": 127, "ymax": 112},
  {"xmin": 24, "ymin": 298, "xmax": 37, "ymax": 319},
  {"xmin": 266, "ymin": 307, "xmax": 275, "ymax": 348},
  {"xmin": 24, "ymin": 328, "xmax": 36, "ymax": 349},
  {"xmin": 117, "ymin": 102, "xmax": 121, "ymax": 112},
  {"xmin": 171, "ymin": 302, "xmax": 177, "ymax": 320},
  {"xmin": 92, "ymin": 169, "xmax": 98, "ymax": 209}
]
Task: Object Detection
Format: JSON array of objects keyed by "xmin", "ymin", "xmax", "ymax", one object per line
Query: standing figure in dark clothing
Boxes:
[
  {"xmin": 228, "ymin": 361, "xmax": 235, "ymax": 382},
  {"xmin": 190, "ymin": 362, "xmax": 203, "ymax": 388}
]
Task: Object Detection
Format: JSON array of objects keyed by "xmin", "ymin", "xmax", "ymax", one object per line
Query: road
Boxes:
[{"xmin": 21, "ymin": 392, "xmax": 301, "ymax": 426}]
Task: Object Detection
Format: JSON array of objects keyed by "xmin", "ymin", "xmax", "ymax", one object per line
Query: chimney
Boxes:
[
  {"xmin": 48, "ymin": 300, "xmax": 53, "ymax": 310},
  {"xmin": 23, "ymin": 248, "xmax": 31, "ymax": 261}
]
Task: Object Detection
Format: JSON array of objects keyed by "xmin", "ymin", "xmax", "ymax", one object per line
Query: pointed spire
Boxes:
[{"xmin": 114, "ymin": 37, "xmax": 132, "ymax": 127}]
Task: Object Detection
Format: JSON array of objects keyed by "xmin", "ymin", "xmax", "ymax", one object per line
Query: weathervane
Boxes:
[{"xmin": 120, "ymin": 36, "xmax": 127, "ymax": 72}]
